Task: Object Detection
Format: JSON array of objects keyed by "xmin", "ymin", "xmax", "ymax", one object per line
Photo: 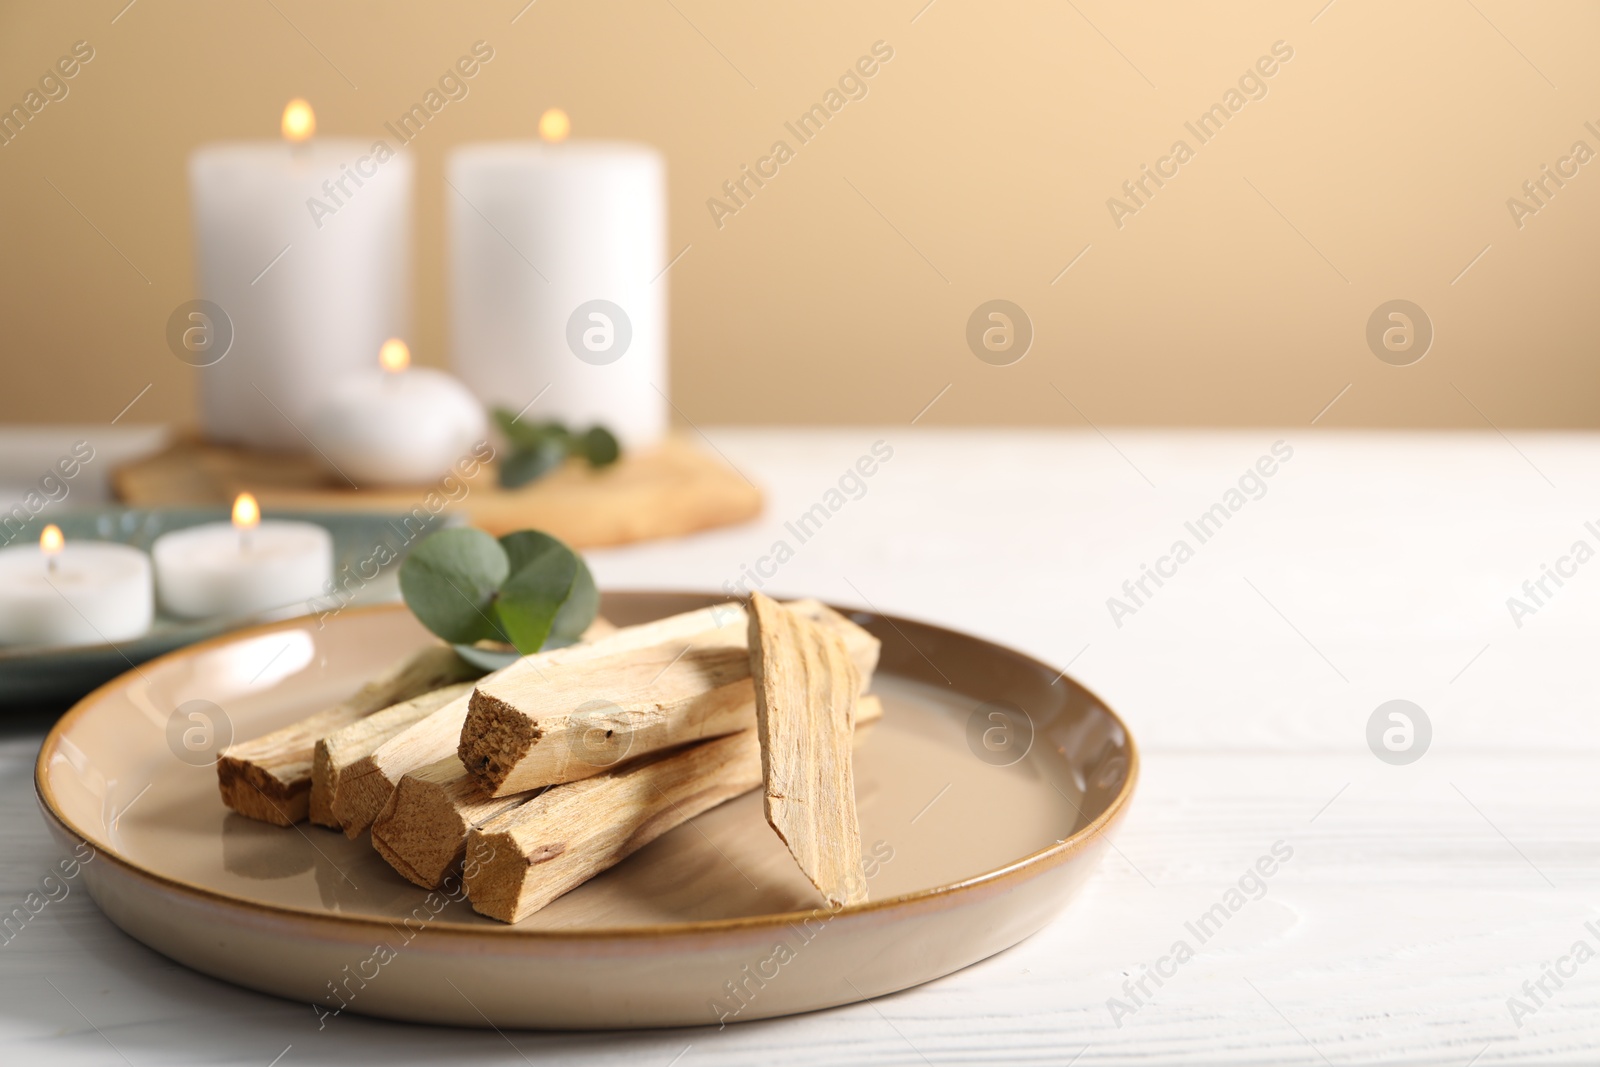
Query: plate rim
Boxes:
[{"xmin": 34, "ymin": 596, "xmax": 1139, "ymax": 942}]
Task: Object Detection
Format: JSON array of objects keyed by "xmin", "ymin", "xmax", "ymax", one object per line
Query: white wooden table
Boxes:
[{"xmin": 3, "ymin": 427, "xmax": 1595, "ymax": 1065}]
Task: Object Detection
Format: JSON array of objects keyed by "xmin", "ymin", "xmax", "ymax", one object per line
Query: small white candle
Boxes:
[
  {"xmin": 448, "ymin": 110, "xmax": 666, "ymax": 448},
  {"xmin": 0, "ymin": 525, "xmax": 153, "ymax": 647},
  {"xmin": 189, "ymin": 99, "xmax": 413, "ymax": 450},
  {"xmin": 308, "ymin": 339, "xmax": 486, "ymax": 486},
  {"xmin": 152, "ymin": 494, "xmax": 333, "ymax": 619}
]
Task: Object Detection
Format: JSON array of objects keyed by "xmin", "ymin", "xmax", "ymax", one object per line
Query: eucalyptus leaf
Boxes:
[
  {"xmin": 533, "ymin": 420, "xmax": 576, "ymax": 440},
  {"xmin": 452, "ymin": 643, "xmax": 522, "ymax": 672},
  {"xmin": 397, "ymin": 528, "xmax": 510, "ymax": 645},
  {"xmin": 492, "ymin": 407, "xmax": 622, "ymax": 490},
  {"xmin": 550, "ymin": 552, "xmax": 599, "ymax": 644},
  {"xmin": 493, "ymin": 540, "xmax": 578, "ymax": 653},
  {"xmin": 494, "ymin": 559, "xmax": 575, "ymax": 648},
  {"xmin": 492, "ymin": 408, "xmax": 550, "ymax": 450},
  {"xmin": 579, "ymin": 426, "xmax": 621, "ymax": 468},
  {"xmin": 400, "ymin": 525, "xmax": 600, "ymax": 656},
  {"xmin": 498, "ymin": 530, "xmax": 568, "ymax": 575},
  {"xmin": 498, "ymin": 437, "xmax": 568, "ymax": 489}
]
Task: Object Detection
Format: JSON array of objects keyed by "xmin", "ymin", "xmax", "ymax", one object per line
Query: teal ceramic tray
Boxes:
[{"xmin": 0, "ymin": 507, "xmax": 457, "ymax": 709}]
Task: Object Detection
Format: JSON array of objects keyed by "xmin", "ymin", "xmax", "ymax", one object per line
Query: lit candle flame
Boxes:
[
  {"xmin": 40, "ymin": 524, "xmax": 64, "ymax": 556},
  {"xmin": 232, "ymin": 492, "xmax": 261, "ymax": 531},
  {"xmin": 538, "ymin": 108, "xmax": 570, "ymax": 143},
  {"xmin": 282, "ymin": 99, "xmax": 316, "ymax": 143},
  {"xmin": 379, "ymin": 338, "xmax": 411, "ymax": 374}
]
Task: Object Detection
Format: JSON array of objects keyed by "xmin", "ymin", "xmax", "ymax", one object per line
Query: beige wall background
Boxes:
[{"xmin": 1, "ymin": 0, "xmax": 1596, "ymax": 429}]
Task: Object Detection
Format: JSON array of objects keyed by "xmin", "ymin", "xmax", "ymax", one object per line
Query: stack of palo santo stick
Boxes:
[{"xmin": 216, "ymin": 593, "xmax": 881, "ymax": 922}]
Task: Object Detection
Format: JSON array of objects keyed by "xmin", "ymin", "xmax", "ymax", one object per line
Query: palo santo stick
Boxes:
[
  {"xmin": 461, "ymin": 642, "xmax": 753, "ymax": 796},
  {"xmin": 748, "ymin": 590, "xmax": 866, "ymax": 907},
  {"xmin": 463, "ymin": 695, "xmax": 883, "ymax": 922},
  {"xmin": 460, "ymin": 600, "xmax": 879, "ymax": 798},
  {"xmin": 330, "ymin": 691, "xmax": 471, "ymax": 838},
  {"xmin": 309, "ymin": 683, "xmax": 475, "ymax": 828},
  {"xmin": 373, "ymin": 695, "xmax": 885, "ymax": 891},
  {"xmin": 370, "ymin": 756, "xmax": 525, "ymax": 889},
  {"xmin": 331, "ymin": 608, "xmax": 742, "ymax": 837},
  {"xmin": 216, "ymin": 644, "xmax": 479, "ymax": 827}
]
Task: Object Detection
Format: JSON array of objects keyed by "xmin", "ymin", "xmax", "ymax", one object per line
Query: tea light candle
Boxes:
[
  {"xmin": 190, "ymin": 99, "xmax": 413, "ymax": 450},
  {"xmin": 448, "ymin": 110, "xmax": 666, "ymax": 448},
  {"xmin": 0, "ymin": 525, "xmax": 154, "ymax": 647},
  {"xmin": 152, "ymin": 495, "xmax": 333, "ymax": 619},
  {"xmin": 308, "ymin": 339, "xmax": 486, "ymax": 486}
]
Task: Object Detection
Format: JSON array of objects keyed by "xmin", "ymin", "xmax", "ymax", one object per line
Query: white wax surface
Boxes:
[
  {"xmin": 309, "ymin": 367, "xmax": 486, "ymax": 486},
  {"xmin": 152, "ymin": 520, "xmax": 333, "ymax": 620},
  {"xmin": 0, "ymin": 542, "xmax": 153, "ymax": 647},
  {"xmin": 447, "ymin": 142, "xmax": 666, "ymax": 448},
  {"xmin": 189, "ymin": 141, "xmax": 413, "ymax": 450}
]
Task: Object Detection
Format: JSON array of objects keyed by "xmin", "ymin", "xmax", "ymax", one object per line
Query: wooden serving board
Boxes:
[{"xmin": 112, "ymin": 436, "xmax": 762, "ymax": 549}]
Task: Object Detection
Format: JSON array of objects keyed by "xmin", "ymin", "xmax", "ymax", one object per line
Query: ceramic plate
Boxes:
[
  {"xmin": 0, "ymin": 507, "xmax": 457, "ymax": 708},
  {"xmin": 34, "ymin": 593, "xmax": 1136, "ymax": 1029}
]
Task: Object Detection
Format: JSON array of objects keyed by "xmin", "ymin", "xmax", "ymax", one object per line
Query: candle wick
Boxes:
[
  {"xmin": 46, "ymin": 556, "xmax": 58, "ymax": 575},
  {"xmin": 240, "ymin": 529, "xmax": 253, "ymax": 553}
]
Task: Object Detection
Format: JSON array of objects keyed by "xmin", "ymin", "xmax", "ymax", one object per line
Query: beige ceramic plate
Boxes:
[{"xmin": 35, "ymin": 593, "xmax": 1137, "ymax": 1029}]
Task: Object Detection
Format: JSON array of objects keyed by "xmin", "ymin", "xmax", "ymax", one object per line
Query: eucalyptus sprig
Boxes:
[
  {"xmin": 398, "ymin": 527, "xmax": 598, "ymax": 669},
  {"xmin": 493, "ymin": 408, "xmax": 621, "ymax": 490}
]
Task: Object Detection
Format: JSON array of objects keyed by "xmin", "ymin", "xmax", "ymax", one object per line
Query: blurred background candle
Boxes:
[
  {"xmin": 448, "ymin": 110, "xmax": 666, "ymax": 449},
  {"xmin": 309, "ymin": 338, "xmax": 487, "ymax": 486},
  {"xmin": 0, "ymin": 525, "xmax": 153, "ymax": 646},
  {"xmin": 189, "ymin": 99, "xmax": 413, "ymax": 451},
  {"xmin": 152, "ymin": 494, "xmax": 333, "ymax": 619}
]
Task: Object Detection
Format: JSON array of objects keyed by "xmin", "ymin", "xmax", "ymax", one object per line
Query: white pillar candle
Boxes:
[
  {"xmin": 448, "ymin": 119, "xmax": 666, "ymax": 449},
  {"xmin": 0, "ymin": 526, "xmax": 153, "ymax": 647},
  {"xmin": 152, "ymin": 495, "xmax": 333, "ymax": 619},
  {"xmin": 309, "ymin": 339, "xmax": 487, "ymax": 486},
  {"xmin": 189, "ymin": 99, "xmax": 413, "ymax": 450}
]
